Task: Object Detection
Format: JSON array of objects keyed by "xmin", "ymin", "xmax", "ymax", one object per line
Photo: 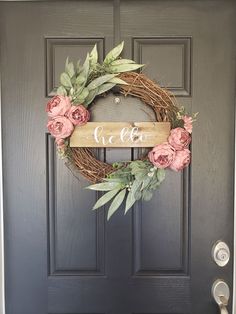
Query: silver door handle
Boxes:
[
  {"xmin": 219, "ymin": 295, "xmax": 228, "ymax": 314},
  {"xmin": 212, "ymin": 280, "xmax": 230, "ymax": 314}
]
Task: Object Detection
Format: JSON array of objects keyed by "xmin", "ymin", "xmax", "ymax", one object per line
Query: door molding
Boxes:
[
  {"xmin": 233, "ymin": 103, "xmax": 236, "ymax": 314},
  {"xmin": 0, "ymin": 67, "xmax": 5, "ymax": 314}
]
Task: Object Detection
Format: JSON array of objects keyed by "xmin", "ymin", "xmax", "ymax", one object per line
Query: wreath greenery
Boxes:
[{"xmin": 46, "ymin": 42, "xmax": 197, "ymax": 220}]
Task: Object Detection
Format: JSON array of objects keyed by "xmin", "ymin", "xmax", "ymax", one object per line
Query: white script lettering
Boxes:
[{"xmin": 93, "ymin": 125, "xmax": 148, "ymax": 146}]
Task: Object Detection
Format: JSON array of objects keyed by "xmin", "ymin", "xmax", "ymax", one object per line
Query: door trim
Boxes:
[
  {"xmin": 0, "ymin": 68, "xmax": 5, "ymax": 314},
  {"xmin": 0, "ymin": 1, "xmax": 234, "ymax": 314},
  {"xmin": 233, "ymin": 102, "xmax": 236, "ymax": 314}
]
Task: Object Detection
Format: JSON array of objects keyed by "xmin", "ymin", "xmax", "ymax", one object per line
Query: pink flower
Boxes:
[
  {"xmin": 168, "ymin": 127, "xmax": 191, "ymax": 151},
  {"xmin": 169, "ymin": 149, "xmax": 191, "ymax": 171},
  {"xmin": 183, "ymin": 115, "xmax": 193, "ymax": 134},
  {"xmin": 55, "ymin": 138, "xmax": 66, "ymax": 149},
  {"xmin": 46, "ymin": 95, "xmax": 71, "ymax": 117},
  {"xmin": 148, "ymin": 142, "xmax": 176, "ymax": 168},
  {"xmin": 47, "ymin": 116, "xmax": 74, "ymax": 139},
  {"xmin": 67, "ymin": 105, "xmax": 90, "ymax": 126}
]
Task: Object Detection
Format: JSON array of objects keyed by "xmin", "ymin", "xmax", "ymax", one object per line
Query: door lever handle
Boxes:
[
  {"xmin": 212, "ymin": 280, "xmax": 230, "ymax": 314},
  {"xmin": 219, "ymin": 295, "xmax": 228, "ymax": 314}
]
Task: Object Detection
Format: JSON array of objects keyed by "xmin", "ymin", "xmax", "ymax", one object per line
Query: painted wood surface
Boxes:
[
  {"xmin": 0, "ymin": 1, "xmax": 235, "ymax": 314},
  {"xmin": 70, "ymin": 122, "xmax": 171, "ymax": 147}
]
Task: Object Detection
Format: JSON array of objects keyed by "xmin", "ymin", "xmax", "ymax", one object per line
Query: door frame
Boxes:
[
  {"xmin": 0, "ymin": 1, "xmax": 235, "ymax": 314},
  {"xmin": 0, "ymin": 68, "xmax": 5, "ymax": 314}
]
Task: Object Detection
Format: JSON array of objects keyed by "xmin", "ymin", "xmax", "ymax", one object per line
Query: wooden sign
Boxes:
[{"xmin": 70, "ymin": 122, "xmax": 170, "ymax": 148}]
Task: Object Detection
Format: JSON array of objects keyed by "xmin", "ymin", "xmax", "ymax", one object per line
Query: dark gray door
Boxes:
[{"xmin": 0, "ymin": 1, "xmax": 235, "ymax": 313}]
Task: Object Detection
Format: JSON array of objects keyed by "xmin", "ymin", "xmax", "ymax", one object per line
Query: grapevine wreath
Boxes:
[{"xmin": 46, "ymin": 42, "xmax": 197, "ymax": 220}]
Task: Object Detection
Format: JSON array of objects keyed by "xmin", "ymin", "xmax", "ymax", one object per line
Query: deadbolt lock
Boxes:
[{"xmin": 212, "ymin": 241, "xmax": 230, "ymax": 267}]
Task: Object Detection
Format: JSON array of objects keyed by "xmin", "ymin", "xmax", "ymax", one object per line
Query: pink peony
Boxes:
[
  {"xmin": 168, "ymin": 127, "xmax": 191, "ymax": 151},
  {"xmin": 148, "ymin": 142, "xmax": 176, "ymax": 168},
  {"xmin": 169, "ymin": 149, "xmax": 191, "ymax": 171},
  {"xmin": 47, "ymin": 116, "xmax": 74, "ymax": 139},
  {"xmin": 46, "ymin": 95, "xmax": 71, "ymax": 117},
  {"xmin": 55, "ymin": 138, "xmax": 66, "ymax": 149},
  {"xmin": 182, "ymin": 115, "xmax": 193, "ymax": 134},
  {"xmin": 67, "ymin": 105, "xmax": 90, "ymax": 126}
]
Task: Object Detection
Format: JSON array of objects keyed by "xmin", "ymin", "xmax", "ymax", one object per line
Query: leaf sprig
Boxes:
[
  {"xmin": 57, "ymin": 41, "xmax": 144, "ymax": 107},
  {"xmin": 86, "ymin": 160, "xmax": 165, "ymax": 220}
]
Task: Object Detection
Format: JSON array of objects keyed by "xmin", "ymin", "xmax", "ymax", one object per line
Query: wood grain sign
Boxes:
[{"xmin": 70, "ymin": 122, "xmax": 171, "ymax": 148}]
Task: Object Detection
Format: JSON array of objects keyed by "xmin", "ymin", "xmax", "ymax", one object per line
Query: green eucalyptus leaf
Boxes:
[
  {"xmin": 76, "ymin": 86, "xmax": 85, "ymax": 96},
  {"xmin": 97, "ymin": 83, "xmax": 116, "ymax": 95},
  {"xmin": 86, "ymin": 181, "xmax": 121, "ymax": 191},
  {"xmin": 112, "ymin": 162, "xmax": 123, "ymax": 168},
  {"xmin": 130, "ymin": 160, "xmax": 146, "ymax": 169},
  {"xmin": 81, "ymin": 53, "xmax": 90, "ymax": 79},
  {"xmin": 76, "ymin": 97, "xmax": 85, "ymax": 104},
  {"xmin": 76, "ymin": 60, "xmax": 82, "ymax": 74},
  {"xmin": 65, "ymin": 60, "xmax": 75, "ymax": 78},
  {"xmin": 111, "ymin": 59, "xmax": 136, "ymax": 65},
  {"xmin": 92, "ymin": 188, "xmax": 120, "ymax": 210},
  {"xmin": 87, "ymin": 74, "xmax": 116, "ymax": 90},
  {"xmin": 108, "ymin": 77, "xmax": 128, "ymax": 85},
  {"xmin": 134, "ymin": 190, "xmax": 142, "ymax": 201},
  {"xmin": 157, "ymin": 169, "xmax": 165, "ymax": 183},
  {"xmin": 130, "ymin": 179, "xmax": 142, "ymax": 199},
  {"xmin": 84, "ymin": 87, "xmax": 99, "ymax": 106},
  {"xmin": 74, "ymin": 99, "xmax": 84, "ymax": 104},
  {"xmin": 76, "ymin": 74, "xmax": 86, "ymax": 86},
  {"xmin": 130, "ymin": 160, "xmax": 148, "ymax": 177},
  {"xmin": 150, "ymin": 181, "xmax": 161, "ymax": 190},
  {"xmin": 69, "ymin": 87, "xmax": 75, "ymax": 96},
  {"xmin": 129, "ymin": 178, "xmax": 142, "ymax": 200},
  {"xmin": 142, "ymin": 190, "xmax": 153, "ymax": 201},
  {"xmin": 135, "ymin": 172, "xmax": 147, "ymax": 181},
  {"xmin": 104, "ymin": 41, "xmax": 124, "ymax": 65},
  {"xmin": 141, "ymin": 176, "xmax": 151, "ymax": 191},
  {"xmin": 148, "ymin": 171, "xmax": 160, "ymax": 188},
  {"xmin": 125, "ymin": 191, "xmax": 136, "ymax": 214},
  {"xmin": 130, "ymin": 166, "xmax": 145, "ymax": 175},
  {"xmin": 57, "ymin": 86, "xmax": 67, "ymax": 96},
  {"xmin": 60, "ymin": 72, "xmax": 72, "ymax": 88},
  {"xmin": 105, "ymin": 177, "xmax": 129, "ymax": 185},
  {"xmin": 89, "ymin": 44, "xmax": 98, "ymax": 67},
  {"xmin": 71, "ymin": 76, "xmax": 76, "ymax": 85},
  {"xmin": 109, "ymin": 63, "xmax": 145, "ymax": 73},
  {"xmin": 107, "ymin": 189, "xmax": 126, "ymax": 220},
  {"xmin": 79, "ymin": 87, "xmax": 89, "ymax": 99},
  {"xmin": 104, "ymin": 178, "xmax": 124, "ymax": 183},
  {"xmin": 75, "ymin": 78, "xmax": 87, "ymax": 98}
]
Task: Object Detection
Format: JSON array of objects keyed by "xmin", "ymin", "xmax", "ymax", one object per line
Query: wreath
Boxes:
[{"xmin": 46, "ymin": 42, "xmax": 197, "ymax": 220}]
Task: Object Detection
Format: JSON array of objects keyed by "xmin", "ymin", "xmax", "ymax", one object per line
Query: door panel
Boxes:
[
  {"xmin": 0, "ymin": 1, "xmax": 235, "ymax": 314},
  {"xmin": 46, "ymin": 38, "xmax": 105, "ymax": 96},
  {"xmin": 133, "ymin": 37, "xmax": 191, "ymax": 96},
  {"xmin": 121, "ymin": 1, "xmax": 235, "ymax": 313},
  {"xmin": 133, "ymin": 171, "xmax": 188, "ymax": 274},
  {"xmin": 47, "ymin": 136, "xmax": 105, "ymax": 275},
  {"xmin": 0, "ymin": 2, "xmax": 114, "ymax": 313}
]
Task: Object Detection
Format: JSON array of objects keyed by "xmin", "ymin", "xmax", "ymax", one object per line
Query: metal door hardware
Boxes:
[
  {"xmin": 212, "ymin": 241, "xmax": 230, "ymax": 267},
  {"xmin": 212, "ymin": 279, "xmax": 230, "ymax": 314}
]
